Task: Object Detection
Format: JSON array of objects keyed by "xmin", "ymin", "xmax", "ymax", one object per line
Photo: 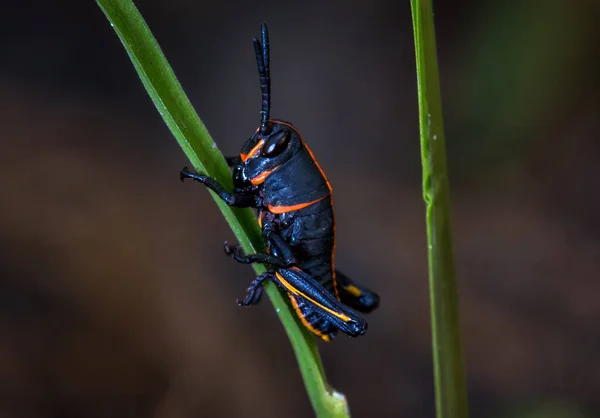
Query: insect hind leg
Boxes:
[
  {"xmin": 274, "ymin": 267, "xmax": 368, "ymax": 338},
  {"xmin": 288, "ymin": 294, "xmax": 337, "ymax": 342}
]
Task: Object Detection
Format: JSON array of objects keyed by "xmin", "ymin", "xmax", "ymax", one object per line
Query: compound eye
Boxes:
[{"xmin": 261, "ymin": 130, "xmax": 290, "ymax": 158}]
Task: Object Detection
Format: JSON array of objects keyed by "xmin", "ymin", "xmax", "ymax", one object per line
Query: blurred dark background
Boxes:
[{"xmin": 0, "ymin": 0, "xmax": 599, "ymax": 417}]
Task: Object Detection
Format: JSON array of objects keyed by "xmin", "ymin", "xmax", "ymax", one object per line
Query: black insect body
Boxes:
[{"xmin": 181, "ymin": 23, "xmax": 379, "ymax": 341}]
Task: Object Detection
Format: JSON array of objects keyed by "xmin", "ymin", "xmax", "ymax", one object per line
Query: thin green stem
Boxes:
[
  {"xmin": 95, "ymin": 0, "xmax": 348, "ymax": 416},
  {"xmin": 410, "ymin": 1, "xmax": 469, "ymax": 418}
]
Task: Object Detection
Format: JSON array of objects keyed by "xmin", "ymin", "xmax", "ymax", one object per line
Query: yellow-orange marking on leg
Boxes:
[
  {"xmin": 344, "ymin": 284, "xmax": 362, "ymax": 297},
  {"xmin": 289, "ymin": 295, "xmax": 330, "ymax": 342},
  {"xmin": 275, "ymin": 271, "xmax": 352, "ymax": 323}
]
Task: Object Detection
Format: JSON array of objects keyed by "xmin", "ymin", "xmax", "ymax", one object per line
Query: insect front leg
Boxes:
[{"xmin": 180, "ymin": 166, "xmax": 261, "ymax": 208}]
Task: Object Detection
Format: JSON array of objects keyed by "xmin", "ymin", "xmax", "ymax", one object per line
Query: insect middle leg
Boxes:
[
  {"xmin": 224, "ymin": 230, "xmax": 297, "ymax": 268},
  {"xmin": 229, "ymin": 231, "xmax": 298, "ymax": 305},
  {"xmin": 224, "ymin": 242, "xmax": 290, "ymax": 269}
]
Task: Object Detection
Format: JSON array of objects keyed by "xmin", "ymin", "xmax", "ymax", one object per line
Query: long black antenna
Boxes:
[{"xmin": 253, "ymin": 23, "xmax": 271, "ymax": 134}]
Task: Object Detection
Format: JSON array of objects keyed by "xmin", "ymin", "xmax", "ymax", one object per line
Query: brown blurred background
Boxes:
[{"xmin": 1, "ymin": 0, "xmax": 599, "ymax": 417}]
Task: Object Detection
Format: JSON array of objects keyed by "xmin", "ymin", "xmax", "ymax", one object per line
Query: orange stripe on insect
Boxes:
[
  {"xmin": 258, "ymin": 211, "xmax": 264, "ymax": 229},
  {"xmin": 250, "ymin": 165, "xmax": 281, "ymax": 185},
  {"xmin": 274, "ymin": 121, "xmax": 333, "ymax": 194},
  {"xmin": 268, "ymin": 195, "xmax": 327, "ymax": 214},
  {"xmin": 330, "ymin": 192, "xmax": 338, "ymax": 299},
  {"xmin": 275, "ymin": 271, "xmax": 352, "ymax": 323},
  {"xmin": 240, "ymin": 139, "xmax": 265, "ymax": 162},
  {"xmin": 331, "ymin": 267, "xmax": 340, "ymax": 301},
  {"xmin": 288, "ymin": 294, "xmax": 330, "ymax": 342}
]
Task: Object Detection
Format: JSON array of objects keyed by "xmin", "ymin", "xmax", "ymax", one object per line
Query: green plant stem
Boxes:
[
  {"xmin": 410, "ymin": 1, "xmax": 469, "ymax": 418},
  {"xmin": 95, "ymin": 1, "xmax": 348, "ymax": 416}
]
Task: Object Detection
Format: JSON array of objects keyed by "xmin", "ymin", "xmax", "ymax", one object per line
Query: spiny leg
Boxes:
[
  {"xmin": 180, "ymin": 166, "xmax": 261, "ymax": 208},
  {"xmin": 237, "ymin": 271, "xmax": 275, "ymax": 307},
  {"xmin": 288, "ymin": 294, "xmax": 336, "ymax": 342}
]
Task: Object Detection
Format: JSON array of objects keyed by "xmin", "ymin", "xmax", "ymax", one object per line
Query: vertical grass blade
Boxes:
[
  {"xmin": 95, "ymin": 0, "xmax": 349, "ymax": 416},
  {"xmin": 410, "ymin": 1, "xmax": 470, "ymax": 417}
]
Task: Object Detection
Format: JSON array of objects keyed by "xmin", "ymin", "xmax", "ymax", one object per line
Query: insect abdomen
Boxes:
[{"xmin": 279, "ymin": 199, "xmax": 335, "ymax": 257}]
